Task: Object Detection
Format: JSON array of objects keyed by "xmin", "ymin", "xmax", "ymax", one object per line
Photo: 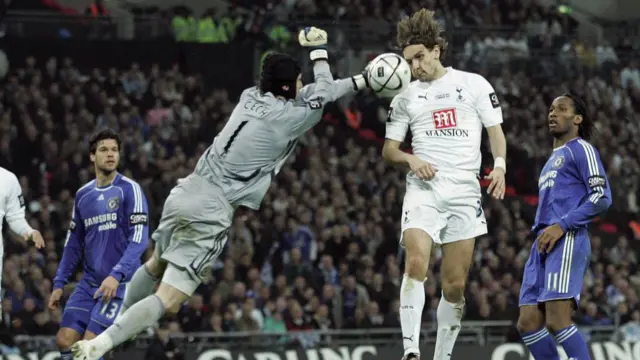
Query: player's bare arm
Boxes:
[
  {"xmin": 3, "ymin": 170, "xmax": 44, "ymax": 248},
  {"xmin": 382, "ymin": 140, "xmax": 437, "ymax": 180},
  {"xmin": 485, "ymin": 124, "xmax": 507, "ymax": 199}
]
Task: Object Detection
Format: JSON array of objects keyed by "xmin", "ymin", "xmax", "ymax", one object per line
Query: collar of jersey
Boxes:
[
  {"xmin": 95, "ymin": 173, "xmax": 120, "ymax": 190},
  {"xmin": 553, "ymin": 137, "xmax": 580, "ymax": 151}
]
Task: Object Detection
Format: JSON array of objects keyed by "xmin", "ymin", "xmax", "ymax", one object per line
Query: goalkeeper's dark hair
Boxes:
[
  {"xmin": 89, "ymin": 128, "xmax": 121, "ymax": 154},
  {"xmin": 259, "ymin": 53, "xmax": 301, "ymax": 100},
  {"xmin": 396, "ymin": 9, "xmax": 449, "ymax": 61},
  {"xmin": 561, "ymin": 93, "xmax": 593, "ymax": 140}
]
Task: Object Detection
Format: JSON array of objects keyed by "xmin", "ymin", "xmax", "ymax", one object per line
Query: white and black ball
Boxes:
[{"xmin": 367, "ymin": 53, "xmax": 411, "ymax": 98}]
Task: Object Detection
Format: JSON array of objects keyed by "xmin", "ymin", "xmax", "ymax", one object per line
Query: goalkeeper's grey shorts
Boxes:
[{"xmin": 152, "ymin": 174, "xmax": 233, "ymax": 295}]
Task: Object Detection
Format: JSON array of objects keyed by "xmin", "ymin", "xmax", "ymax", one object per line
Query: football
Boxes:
[{"xmin": 367, "ymin": 53, "xmax": 412, "ymax": 98}]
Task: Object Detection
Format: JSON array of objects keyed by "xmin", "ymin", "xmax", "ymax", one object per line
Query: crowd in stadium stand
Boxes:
[{"xmin": 1, "ymin": 0, "xmax": 640, "ymax": 352}]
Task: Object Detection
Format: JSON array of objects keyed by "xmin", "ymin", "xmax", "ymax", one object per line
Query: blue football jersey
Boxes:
[
  {"xmin": 533, "ymin": 138, "xmax": 612, "ymax": 233},
  {"xmin": 53, "ymin": 173, "xmax": 149, "ymax": 289}
]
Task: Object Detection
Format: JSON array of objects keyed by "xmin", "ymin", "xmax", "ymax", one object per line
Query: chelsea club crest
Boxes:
[
  {"xmin": 107, "ymin": 197, "xmax": 120, "ymax": 211},
  {"xmin": 552, "ymin": 155, "xmax": 565, "ymax": 169}
]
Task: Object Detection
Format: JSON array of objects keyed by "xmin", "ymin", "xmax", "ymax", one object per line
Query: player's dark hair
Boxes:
[
  {"xmin": 259, "ymin": 53, "xmax": 301, "ymax": 100},
  {"xmin": 396, "ymin": 9, "xmax": 449, "ymax": 61},
  {"xmin": 561, "ymin": 93, "xmax": 593, "ymax": 140},
  {"xmin": 89, "ymin": 128, "xmax": 121, "ymax": 154}
]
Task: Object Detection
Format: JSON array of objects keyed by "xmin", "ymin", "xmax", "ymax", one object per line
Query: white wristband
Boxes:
[
  {"xmin": 494, "ymin": 157, "xmax": 506, "ymax": 172},
  {"xmin": 309, "ymin": 49, "xmax": 328, "ymax": 61},
  {"xmin": 351, "ymin": 74, "xmax": 368, "ymax": 90}
]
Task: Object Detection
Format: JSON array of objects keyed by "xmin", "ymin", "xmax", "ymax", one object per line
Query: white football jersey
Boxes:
[
  {"xmin": 385, "ymin": 67, "xmax": 503, "ymax": 176},
  {"xmin": 0, "ymin": 167, "xmax": 26, "ymax": 262}
]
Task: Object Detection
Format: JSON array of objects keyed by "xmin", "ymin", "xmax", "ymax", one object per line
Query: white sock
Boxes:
[
  {"xmin": 400, "ymin": 274, "xmax": 425, "ymax": 356},
  {"xmin": 87, "ymin": 332, "xmax": 114, "ymax": 359},
  {"xmin": 433, "ymin": 296, "xmax": 465, "ymax": 360}
]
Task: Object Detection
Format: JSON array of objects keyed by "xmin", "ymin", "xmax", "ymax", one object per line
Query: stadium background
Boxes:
[{"xmin": 0, "ymin": 0, "xmax": 639, "ymax": 359}]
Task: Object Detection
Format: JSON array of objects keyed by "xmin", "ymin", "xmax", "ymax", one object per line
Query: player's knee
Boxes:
[
  {"xmin": 156, "ymin": 294, "xmax": 182, "ymax": 315},
  {"xmin": 405, "ymin": 254, "xmax": 428, "ymax": 278},
  {"xmin": 544, "ymin": 302, "xmax": 573, "ymax": 331},
  {"xmin": 146, "ymin": 253, "xmax": 167, "ymax": 278},
  {"xmin": 441, "ymin": 278, "xmax": 466, "ymax": 302},
  {"xmin": 517, "ymin": 313, "xmax": 541, "ymax": 333},
  {"xmin": 56, "ymin": 329, "xmax": 79, "ymax": 350},
  {"xmin": 155, "ymin": 282, "xmax": 190, "ymax": 315},
  {"xmin": 517, "ymin": 305, "xmax": 545, "ymax": 333},
  {"xmin": 403, "ymin": 230, "xmax": 432, "ymax": 277}
]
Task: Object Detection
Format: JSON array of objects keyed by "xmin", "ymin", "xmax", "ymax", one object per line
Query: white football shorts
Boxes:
[{"xmin": 400, "ymin": 169, "xmax": 487, "ymax": 245}]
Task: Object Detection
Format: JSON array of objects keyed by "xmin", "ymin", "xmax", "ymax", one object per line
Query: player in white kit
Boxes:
[
  {"xmin": 0, "ymin": 167, "xmax": 45, "ymax": 314},
  {"xmin": 71, "ymin": 27, "xmax": 371, "ymax": 360},
  {"xmin": 382, "ymin": 10, "xmax": 508, "ymax": 360}
]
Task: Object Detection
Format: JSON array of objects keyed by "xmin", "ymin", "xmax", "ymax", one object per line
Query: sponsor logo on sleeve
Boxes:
[
  {"xmin": 306, "ymin": 96, "xmax": 324, "ymax": 109},
  {"xmin": 308, "ymin": 100, "xmax": 321, "ymax": 109},
  {"xmin": 489, "ymin": 92, "xmax": 500, "ymax": 108},
  {"xmin": 18, "ymin": 194, "xmax": 25, "ymax": 207},
  {"xmin": 588, "ymin": 175, "xmax": 606, "ymax": 188},
  {"xmin": 69, "ymin": 220, "xmax": 76, "ymax": 231},
  {"xmin": 129, "ymin": 213, "xmax": 148, "ymax": 226}
]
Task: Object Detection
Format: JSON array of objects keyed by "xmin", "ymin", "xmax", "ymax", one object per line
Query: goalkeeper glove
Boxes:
[{"xmin": 298, "ymin": 26, "xmax": 328, "ymax": 61}]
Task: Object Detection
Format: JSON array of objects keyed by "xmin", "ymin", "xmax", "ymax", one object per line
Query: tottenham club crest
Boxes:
[
  {"xmin": 107, "ymin": 197, "xmax": 120, "ymax": 211},
  {"xmin": 456, "ymin": 87, "xmax": 465, "ymax": 102},
  {"xmin": 552, "ymin": 156, "xmax": 565, "ymax": 169}
]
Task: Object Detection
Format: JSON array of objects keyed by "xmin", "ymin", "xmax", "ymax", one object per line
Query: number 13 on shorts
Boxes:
[{"xmin": 92, "ymin": 298, "xmax": 122, "ymax": 323}]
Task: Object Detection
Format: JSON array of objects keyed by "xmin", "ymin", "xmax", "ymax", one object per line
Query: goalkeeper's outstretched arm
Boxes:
[
  {"xmin": 284, "ymin": 27, "xmax": 370, "ymax": 137},
  {"xmin": 298, "ymin": 27, "xmax": 369, "ymax": 103}
]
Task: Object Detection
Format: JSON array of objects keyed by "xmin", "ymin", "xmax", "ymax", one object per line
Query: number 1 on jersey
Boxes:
[{"xmin": 223, "ymin": 121, "xmax": 249, "ymax": 155}]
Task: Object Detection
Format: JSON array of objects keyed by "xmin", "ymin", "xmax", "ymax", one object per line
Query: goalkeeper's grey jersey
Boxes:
[{"xmin": 193, "ymin": 61, "xmax": 356, "ymax": 210}]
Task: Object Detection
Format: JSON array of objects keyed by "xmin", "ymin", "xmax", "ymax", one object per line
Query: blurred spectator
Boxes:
[{"xmin": 145, "ymin": 322, "xmax": 184, "ymax": 360}]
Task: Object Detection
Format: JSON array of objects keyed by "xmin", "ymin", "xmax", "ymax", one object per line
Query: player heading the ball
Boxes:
[{"xmin": 381, "ymin": 8, "xmax": 508, "ymax": 360}]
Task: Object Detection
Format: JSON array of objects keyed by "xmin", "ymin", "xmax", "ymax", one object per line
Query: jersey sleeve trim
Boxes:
[
  {"xmin": 577, "ymin": 139, "xmax": 606, "ymax": 203},
  {"xmin": 122, "ymin": 178, "xmax": 147, "ymax": 244}
]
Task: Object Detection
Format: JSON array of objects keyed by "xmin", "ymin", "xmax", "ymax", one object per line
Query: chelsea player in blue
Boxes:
[
  {"xmin": 49, "ymin": 129, "xmax": 149, "ymax": 360},
  {"xmin": 517, "ymin": 94, "xmax": 612, "ymax": 360}
]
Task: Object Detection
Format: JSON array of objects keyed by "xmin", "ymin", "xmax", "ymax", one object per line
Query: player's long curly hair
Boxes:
[
  {"xmin": 396, "ymin": 9, "xmax": 449, "ymax": 61},
  {"xmin": 562, "ymin": 93, "xmax": 594, "ymax": 140}
]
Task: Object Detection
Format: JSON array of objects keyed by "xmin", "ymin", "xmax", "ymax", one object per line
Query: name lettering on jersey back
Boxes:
[
  {"xmin": 84, "ymin": 213, "xmax": 118, "ymax": 232},
  {"xmin": 243, "ymin": 100, "xmax": 268, "ymax": 117},
  {"xmin": 426, "ymin": 108, "xmax": 469, "ymax": 137},
  {"xmin": 539, "ymin": 170, "xmax": 558, "ymax": 190}
]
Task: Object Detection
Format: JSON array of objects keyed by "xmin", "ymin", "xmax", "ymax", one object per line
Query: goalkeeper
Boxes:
[{"xmin": 71, "ymin": 27, "xmax": 370, "ymax": 360}]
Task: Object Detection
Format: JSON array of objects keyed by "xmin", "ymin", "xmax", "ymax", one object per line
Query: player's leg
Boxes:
[
  {"xmin": 517, "ymin": 243, "xmax": 561, "ymax": 360},
  {"xmin": 81, "ymin": 332, "xmax": 101, "ymax": 360},
  {"xmin": 398, "ymin": 184, "xmax": 445, "ymax": 360},
  {"xmin": 401, "ymin": 229, "xmax": 434, "ymax": 359},
  {"xmin": 119, "ymin": 245, "xmax": 167, "ymax": 315},
  {"xmin": 541, "ymin": 230, "xmax": 592, "ymax": 360},
  {"xmin": 74, "ymin": 274, "xmax": 191, "ymax": 360},
  {"xmin": 57, "ymin": 284, "xmax": 94, "ymax": 360},
  {"xmin": 72, "ymin": 181, "xmax": 233, "ymax": 360},
  {"xmin": 433, "ymin": 237, "xmax": 472, "ymax": 360},
  {"xmin": 432, "ymin": 187, "xmax": 485, "ymax": 360},
  {"xmin": 119, "ymin": 204, "xmax": 175, "ymax": 316}
]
